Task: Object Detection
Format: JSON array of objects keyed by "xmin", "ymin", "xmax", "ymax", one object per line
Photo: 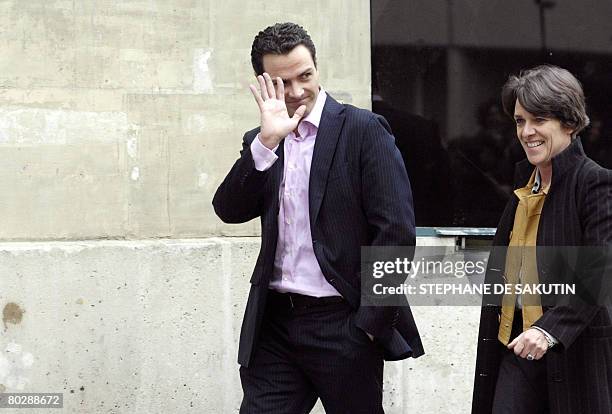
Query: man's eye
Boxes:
[
  {"xmin": 301, "ymin": 73, "xmax": 311, "ymax": 79},
  {"xmin": 515, "ymin": 119, "xmax": 524, "ymax": 125}
]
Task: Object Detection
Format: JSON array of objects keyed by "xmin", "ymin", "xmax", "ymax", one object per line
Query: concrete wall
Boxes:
[
  {"xmin": 0, "ymin": 1, "xmax": 481, "ymax": 413},
  {"xmin": 0, "ymin": 239, "xmax": 480, "ymax": 413},
  {"xmin": 0, "ymin": 0, "xmax": 371, "ymax": 240}
]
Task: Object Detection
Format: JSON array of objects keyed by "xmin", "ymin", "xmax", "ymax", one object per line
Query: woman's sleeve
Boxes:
[{"xmin": 533, "ymin": 164, "xmax": 612, "ymax": 349}]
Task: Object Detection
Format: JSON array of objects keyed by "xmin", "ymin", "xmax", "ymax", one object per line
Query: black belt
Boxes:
[{"xmin": 267, "ymin": 290, "xmax": 344, "ymax": 311}]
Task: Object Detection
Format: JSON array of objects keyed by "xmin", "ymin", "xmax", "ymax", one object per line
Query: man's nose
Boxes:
[{"xmin": 287, "ymin": 83, "xmax": 304, "ymax": 99}]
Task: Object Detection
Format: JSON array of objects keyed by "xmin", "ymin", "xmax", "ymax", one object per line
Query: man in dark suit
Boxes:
[{"xmin": 213, "ymin": 22, "xmax": 423, "ymax": 413}]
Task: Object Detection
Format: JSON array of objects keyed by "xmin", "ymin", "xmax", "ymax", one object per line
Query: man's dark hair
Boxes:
[{"xmin": 251, "ymin": 22, "xmax": 317, "ymax": 75}]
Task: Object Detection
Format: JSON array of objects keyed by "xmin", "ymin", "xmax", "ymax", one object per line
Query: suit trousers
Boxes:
[
  {"xmin": 492, "ymin": 309, "xmax": 549, "ymax": 414},
  {"xmin": 239, "ymin": 291, "xmax": 385, "ymax": 414}
]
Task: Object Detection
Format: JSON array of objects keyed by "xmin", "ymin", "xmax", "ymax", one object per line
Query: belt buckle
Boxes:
[{"xmin": 288, "ymin": 294, "xmax": 295, "ymax": 309}]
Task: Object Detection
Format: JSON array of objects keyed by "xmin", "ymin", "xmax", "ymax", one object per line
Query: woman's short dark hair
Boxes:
[
  {"xmin": 501, "ymin": 65, "xmax": 590, "ymax": 136},
  {"xmin": 250, "ymin": 22, "xmax": 317, "ymax": 76}
]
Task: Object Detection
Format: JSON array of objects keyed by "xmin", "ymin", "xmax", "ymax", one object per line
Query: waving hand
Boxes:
[{"xmin": 249, "ymin": 73, "xmax": 306, "ymax": 149}]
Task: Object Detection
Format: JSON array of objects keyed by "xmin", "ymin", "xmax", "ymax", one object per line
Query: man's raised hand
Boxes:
[{"xmin": 249, "ymin": 73, "xmax": 306, "ymax": 149}]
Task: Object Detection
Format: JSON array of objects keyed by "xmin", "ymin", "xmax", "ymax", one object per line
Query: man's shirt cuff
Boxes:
[{"xmin": 250, "ymin": 134, "xmax": 279, "ymax": 171}]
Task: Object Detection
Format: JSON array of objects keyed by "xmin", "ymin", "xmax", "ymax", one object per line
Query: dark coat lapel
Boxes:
[{"xmin": 309, "ymin": 96, "xmax": 345, "ymax": 226}]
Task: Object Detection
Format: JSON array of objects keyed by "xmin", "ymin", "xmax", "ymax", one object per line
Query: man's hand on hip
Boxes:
[{"xmin": 249, "ymin": 72, "xmax": 306, "ymax": 149}]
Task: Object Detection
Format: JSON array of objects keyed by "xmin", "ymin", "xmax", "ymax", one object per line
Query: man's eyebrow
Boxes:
[{"xmin": 270, "ymin": 68, "xmax": 314, "ymax": 84}]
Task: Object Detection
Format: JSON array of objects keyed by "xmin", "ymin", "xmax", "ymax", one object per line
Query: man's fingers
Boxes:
[
  {"xmin": 263, "ymin": 73, "xmax": 276, "ymax": 99},
  {"xmin": 292, "ymin": 105, "xmax": 307, "ymax": 121},
  {"xmin": 249, "ymin": 84, "xmax": 264, "ymax": 109},
  {"xmin": 276, "ymin": 77, "xmax": 285, "ymax": 100},
  {"xmin": 257, "ymin": 75, "xmax": 269, "ymax": 100}
]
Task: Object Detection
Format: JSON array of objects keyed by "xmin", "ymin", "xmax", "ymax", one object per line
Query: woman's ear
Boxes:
[{"xmin": 563, "ymin": 123, "xmax": 575, "ymax": 138}]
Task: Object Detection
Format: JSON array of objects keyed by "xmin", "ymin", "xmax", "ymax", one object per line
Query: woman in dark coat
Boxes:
[{"xmin": 472, "ymin": 65, "xmax": 612, "ymax": 413}]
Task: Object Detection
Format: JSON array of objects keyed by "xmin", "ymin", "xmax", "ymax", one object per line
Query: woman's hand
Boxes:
[{"xmin": 508, "ymin": 328, "xmax": 549, "ymax": 360}]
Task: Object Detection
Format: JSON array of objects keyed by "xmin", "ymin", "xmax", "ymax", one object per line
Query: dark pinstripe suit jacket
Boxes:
[
  {"xmin": 213, "ymin": 95, "xmax": 424, "ymax": 367},
  {"xmin": 472, "ymin": 138, "xmax": 612, "ymax": 413}
]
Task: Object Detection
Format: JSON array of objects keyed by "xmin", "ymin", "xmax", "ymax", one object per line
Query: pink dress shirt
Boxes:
[{"xmin": 250, "ymin": 89, "xmax": 341, "ymax": 297}]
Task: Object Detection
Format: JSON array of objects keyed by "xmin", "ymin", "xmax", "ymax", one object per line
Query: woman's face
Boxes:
[{"xmin": 513, "ymin": 100, "xmax": 573, "ymax": 169}]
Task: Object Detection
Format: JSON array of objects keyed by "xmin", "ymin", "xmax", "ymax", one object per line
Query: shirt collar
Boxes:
[
  {"xmin": 515, "ymin": 168, "xmax": 548, "ymax": 199},
  {"xmin": 532, "ymin": 169, "xmax": 542, "ymax": 194}
]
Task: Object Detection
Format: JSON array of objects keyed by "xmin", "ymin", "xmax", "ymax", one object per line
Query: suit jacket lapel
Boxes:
[{"xmin": 309, "ymin": 96, "xmax": 345, "ymax": 226}]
